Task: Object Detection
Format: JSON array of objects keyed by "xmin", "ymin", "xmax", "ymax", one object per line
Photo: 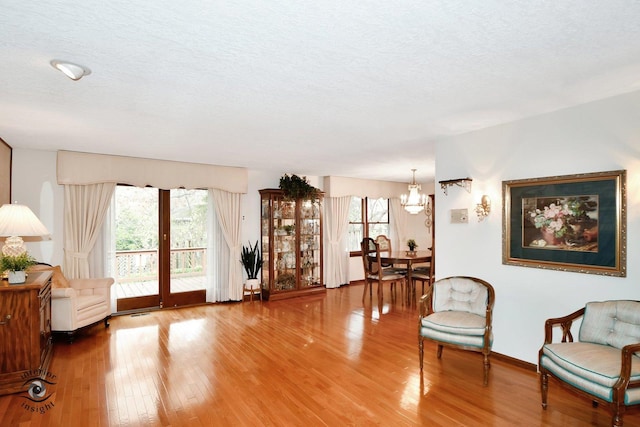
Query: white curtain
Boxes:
[
  {"xmin": 103, "ymin": 198, "xmax": 118, "ymax": 313},
  {"xmin": 389, "ymin": 198, "xmax": 407, "ymax": 251},
  {"xmin": 63, "ymin": 183, "xmax": 116, "ymax": 279},
  {"xmin": 324, "ymin": 196, "xmax": 352, "ymax": 289},
  {"xmin": 208, "ymin": 188, "xmax": 243, "ymax": 301},
  {"xmin": 206, "ymin": 194, "xmax": 231, "ymax": 302}
]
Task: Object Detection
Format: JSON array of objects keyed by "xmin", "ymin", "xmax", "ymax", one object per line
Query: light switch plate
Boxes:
[{"xmin": 451, "ymin": 208, "xmax": 468, "ymax": 223}]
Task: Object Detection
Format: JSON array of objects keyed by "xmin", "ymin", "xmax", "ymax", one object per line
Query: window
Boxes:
[{"xmin": 348, "ymin": 197, "xmax": 390, "ymax": 252}]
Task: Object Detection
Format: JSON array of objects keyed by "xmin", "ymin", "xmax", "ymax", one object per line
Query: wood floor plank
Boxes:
[{"xmin": 1, "ymin": 284, "xmax": 639, "ymax": 426}]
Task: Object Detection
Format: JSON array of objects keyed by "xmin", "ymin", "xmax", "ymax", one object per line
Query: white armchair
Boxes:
[{"xmin": 29, "ymin": 265, "xmax": 114, "ymax": 342}]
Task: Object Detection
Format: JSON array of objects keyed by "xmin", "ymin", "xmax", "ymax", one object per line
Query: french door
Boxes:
[{"xmin": 114, "ymin": 186, "xmax": 208, "ymax": 312}]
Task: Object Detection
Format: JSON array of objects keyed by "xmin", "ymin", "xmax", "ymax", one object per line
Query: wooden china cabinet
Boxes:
[
  {"xmin": 260, "ymin": 189, "xmax": 325, "ymax": 301},
  {"xmin": 0, "ymin": 270, "xmax": 53, "ymax": 395}
]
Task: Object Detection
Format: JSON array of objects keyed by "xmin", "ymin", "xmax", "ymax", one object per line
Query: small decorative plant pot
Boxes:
[
  {"xmin": 8, "ymin": 270, "xmax": 26, "ymax": 284},
  {"xmin": 245, "ymin": 278, "xmax": 260, "ymax": 290}
]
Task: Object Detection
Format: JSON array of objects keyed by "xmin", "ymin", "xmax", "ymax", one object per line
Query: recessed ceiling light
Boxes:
[{"xmin": 50, "ymin": 60, "xmax": 91, "ymax": 81}]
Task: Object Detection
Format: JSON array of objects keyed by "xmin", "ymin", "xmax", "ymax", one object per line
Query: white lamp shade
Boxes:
[{"xmin": 0, "ymin": 204, "xmax": 50, "ymax": 237}]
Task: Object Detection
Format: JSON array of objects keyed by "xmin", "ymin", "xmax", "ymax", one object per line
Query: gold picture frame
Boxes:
[{"xmin": 502, "ymin": 170, "xmax": 626, "ymax": 277}]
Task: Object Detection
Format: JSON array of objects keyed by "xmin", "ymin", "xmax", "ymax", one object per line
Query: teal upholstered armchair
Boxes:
[
  {"xmin": 539, "ymin": 300, "xmax": 640, "ymax": 427},
  {"xmin": 418, "ymin": 276, "xmax": 495, "ymax": 386}
]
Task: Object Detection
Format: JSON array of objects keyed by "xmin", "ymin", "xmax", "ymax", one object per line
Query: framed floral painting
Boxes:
[{"xmin": 502, "ymin": 170, "xmax": 626, "ymax": 277}]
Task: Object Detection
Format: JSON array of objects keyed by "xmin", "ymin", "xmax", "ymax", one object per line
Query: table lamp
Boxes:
[{"xmin": 0, "ymin": 203, "xmax": 50, "ymax": 257}]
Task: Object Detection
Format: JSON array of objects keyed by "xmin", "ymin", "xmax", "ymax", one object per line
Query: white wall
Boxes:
[
  {"xmin": 11, "ymin": 148, "xmax": 63, "ymax": 266},
  {"xmin": 435, "ymin": 89, "xmax": 640, "ymax": 364}
]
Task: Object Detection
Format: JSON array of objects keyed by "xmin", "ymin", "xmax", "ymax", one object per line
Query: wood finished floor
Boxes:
[{"xmin": 1, "ymin": 284, "xmax": 638, "ymax": 426}]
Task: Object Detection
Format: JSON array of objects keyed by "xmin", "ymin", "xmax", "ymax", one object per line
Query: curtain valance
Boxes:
[{"xmin": 57, "ymin": 150, "xmax": 248, "ymax": 193}]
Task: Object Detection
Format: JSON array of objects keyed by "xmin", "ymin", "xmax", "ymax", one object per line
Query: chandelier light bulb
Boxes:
[{"xmin": 401, "ymin": 169, "xmax": 426, "ymax": 214}]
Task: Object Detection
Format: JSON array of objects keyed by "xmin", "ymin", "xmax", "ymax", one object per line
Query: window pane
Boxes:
[
  {"xmin": 170, "ymin": 189, "xmax": 208, "ymax": 293},
  {"xmin": 368, "ymin": 198, "xmax": 388, "ymax": 223},
  {"xmin": 114, "ymin": 186, "xmax": 159, "ymax": 298},
  {"xmin": 348, "ymin": 224, "xmax": 364, "ymax": 252},
  {"xmin": 348, "ymin": 197, "xmax": 363, "ymax": 222},
  {"xmin": 369, "ymin": 224, "xmax": 390, "ymax": 240}
]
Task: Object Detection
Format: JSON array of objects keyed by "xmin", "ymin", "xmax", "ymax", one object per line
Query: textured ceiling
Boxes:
[{"xmin": 1, "ymin": 1, "xmax": 640, "ymax": 183}]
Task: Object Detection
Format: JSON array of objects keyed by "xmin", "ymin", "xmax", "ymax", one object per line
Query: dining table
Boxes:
[{"xmin": 374, "ymin": 249, "xmax": 432, "ymax": 303}]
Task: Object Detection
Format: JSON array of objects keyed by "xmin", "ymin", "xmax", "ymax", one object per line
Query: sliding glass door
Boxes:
[
  {"xmin": 163, "ymin": 189, "xmax": 207, "ymax": 307},
  {"xmin": 114, "ymin": 186, "xmax": 207, "ymax": 312}
]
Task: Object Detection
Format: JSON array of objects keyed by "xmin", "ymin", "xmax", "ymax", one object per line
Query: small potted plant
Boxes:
[
  {"xmin": 1, "ymin": 252, "xmax": 37, "ymax": 284},
  {"xmin": 406, "ymin": 239, "xmax": 418, "ymax": 255},
  {"xmin": 241, "ymin": 240, "xmax": 263, "ymax": 291}
]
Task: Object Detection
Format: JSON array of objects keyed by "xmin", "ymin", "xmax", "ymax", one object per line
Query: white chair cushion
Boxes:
[
  {"xmin": 433, "ymin": 277, "xmax": 488, "ymax": 316},
  {"xmin": 421, "ymin": 311, "xmax": 486, "ymax": 335},
  {"xmin": 579, "ymin": 300, "xmax": 640, "ymax": 349},
  {"xmin": 541, "ymin": 342, "xmax": 640, "ymax": 404},
  {"xmin": 420, "ymin": 311, "xmax": 490, "ymax": 349},
  {"xmin": 76, "ymin": 294, "xmax": 108, "ymax": 311},
  {"xmin": 367, "ymin": 272, "xmax": 405, "ymax": 281}
]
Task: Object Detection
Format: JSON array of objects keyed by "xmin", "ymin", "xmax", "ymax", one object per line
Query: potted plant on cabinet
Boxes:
[
  {"xmin": 279, "ymin": 174, "xmax": 321, "ymax": 201},
  {"xmin": 0, "ymin": 252, "xmax": 37, "ymax": 284},
  {"xmin": 241, "ymin": 240, "xmax": 263, "ymax": 293}
]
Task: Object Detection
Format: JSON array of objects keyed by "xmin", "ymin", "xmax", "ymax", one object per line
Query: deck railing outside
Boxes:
[{"xmin": 115, "ymin": 247, "xmax": 207, "ymax": 283}]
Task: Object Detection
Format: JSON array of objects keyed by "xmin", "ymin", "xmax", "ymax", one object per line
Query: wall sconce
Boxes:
[{"xmin": 475, "ymin": 195, "xmax": 491, "ymax": 221}]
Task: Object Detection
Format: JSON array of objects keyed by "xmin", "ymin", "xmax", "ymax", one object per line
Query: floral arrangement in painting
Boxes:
[
  {"xmin": 529, "ymin": 203, "xmax": 572, "ymax": 238},
  {"xmin": 528, "ymin": 197, "xmax": 598, "ymax": 243}
]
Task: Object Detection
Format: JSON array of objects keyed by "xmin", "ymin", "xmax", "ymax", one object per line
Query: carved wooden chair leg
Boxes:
[
  {"xmin": 419, "ymin": 338, "xmax": 424, "ymax": 372},
  {"xmin": 436, "ymin": 344, "xmax": 443, "ymax": 359},
  {"xmin": 540, "ymin": 371, "xmax": 548, "ymax": 409},
  {"xmin": 483, "ymin": 352, "xmax": 490, "ymax": 386},
  {"xmin": 612, "ymin": 405, "xmax": 624, "ymax": 427}
]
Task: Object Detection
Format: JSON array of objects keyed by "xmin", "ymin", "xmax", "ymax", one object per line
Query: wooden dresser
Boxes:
[{"xmin": 0, "ymin": 270, "xmax": 53, "ymax": 395}]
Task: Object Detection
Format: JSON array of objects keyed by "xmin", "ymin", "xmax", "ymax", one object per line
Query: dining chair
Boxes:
[
  {"xmin": 360, "ymin": 238, "xmax": 406, "ymax": 307},
  {"xmin": 418, "ymin": 276, "xmax": 495, "ymax": 386},
  {"xmin": 413, "ymin": 245, "xmax": 435, "ymax": 296},
  {"xmin": 374, "ymin": 235, "xmax": 407, "ymax": 274}
]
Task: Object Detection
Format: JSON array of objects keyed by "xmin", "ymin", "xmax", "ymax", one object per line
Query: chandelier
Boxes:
[{"xmin": 400, "ymin": 169, "xmax": 426, "ymax": 214}]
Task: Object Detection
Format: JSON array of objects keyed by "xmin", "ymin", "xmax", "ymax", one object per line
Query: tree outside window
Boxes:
[{"xmin": 348, "ymin": 197, "xmax": 390, "ymax": 253}]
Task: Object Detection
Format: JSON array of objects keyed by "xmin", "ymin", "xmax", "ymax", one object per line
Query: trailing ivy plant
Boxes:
[{"xmin": 279, "ymin": 174, "xmax": 320, "ymax": 201}]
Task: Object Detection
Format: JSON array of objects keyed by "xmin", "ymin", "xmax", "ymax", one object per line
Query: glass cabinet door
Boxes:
[
  {"xmin": 261, "ymin": 198, "xmax": 270, "ymax": 291},
  {"xmin": 299, "ymin": 199, "xmax": 321, "ymax": 288},
  {"xmin": 273, "ymin": 197, "xmax": 297, "ymax": 291}
]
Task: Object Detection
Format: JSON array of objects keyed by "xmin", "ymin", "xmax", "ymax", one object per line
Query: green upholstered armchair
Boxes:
[
  {"xmin": 418, "ymin": 276, "xmax": 495, "ymax": 386},
  {"xmin": 539, "ymin": 300, "xmax": 640, "ymax": 427}
]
